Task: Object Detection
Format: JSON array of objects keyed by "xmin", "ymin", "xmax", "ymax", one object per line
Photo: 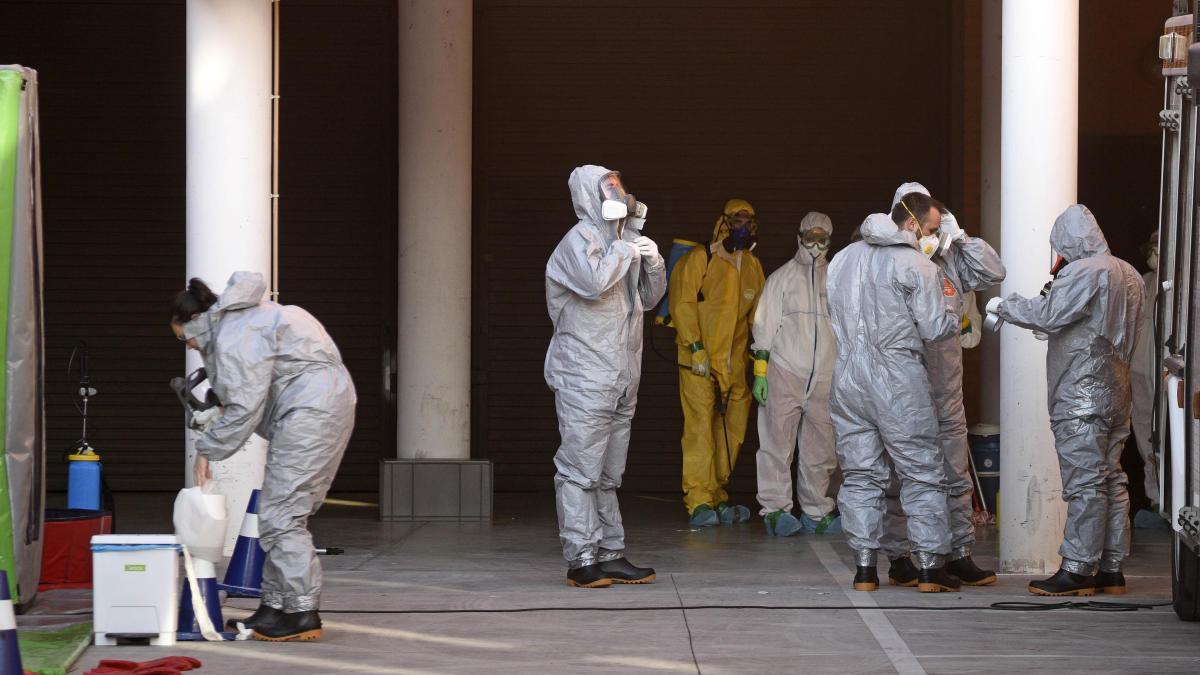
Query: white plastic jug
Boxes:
[{"xmin": 173, "ymin": 486, "xmax": 227, "ymax": 563}]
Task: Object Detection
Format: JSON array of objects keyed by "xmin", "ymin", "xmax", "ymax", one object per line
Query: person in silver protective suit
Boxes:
[
  {"xmin": 992, "ymin": 204, "xmax": 1144, "ymax": 596},
  {"xmin": 879, "ymin": 183, "xmax": 1006, "ymax": 588},
  {"xmin": 752, "ymin": 211, "xmax": 840, "ymax": 537},
  {"xmin": 826, "ymin": 196, "xmax": 963, "ymax": 593},
  {"xmin": 545, "ymin": 164, "xmax": 666, "ymax": 589},
  {"xmin": 171, "ymin": 271, "xmax": 356, "ymax": 641}
]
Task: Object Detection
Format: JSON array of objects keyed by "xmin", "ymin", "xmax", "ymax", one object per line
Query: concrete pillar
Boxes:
[
  {"xmin": 397, "ymin": 0, "xmax": 472, "ymax": 459},
  {"xmin": 978, "ymin": 0, "xmax": 1002, "ymax": 427},
  {"xmin": 186, "ymin": 0, "xmax": 272, "ymax": 553},
  {"xmin": 998, "ymin": 0, "xmax": 1075, "ymax": 573}
]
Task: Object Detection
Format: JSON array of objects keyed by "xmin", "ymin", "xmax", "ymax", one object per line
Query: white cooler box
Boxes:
[{"xmin": 91, "ymin": 534, "xmax": 181, "ymax": 646}]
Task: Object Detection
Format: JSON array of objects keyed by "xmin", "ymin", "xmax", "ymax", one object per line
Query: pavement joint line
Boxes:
[
  {"xmin": 670, "ymin": 573, "xmax": 703, "ymax": 675},
  {"xmin": 350, "ymin": 521, "xmax": 429, "ymax": 571},
  {"xmin": 810, "ymin": 540, "xmax": 927, "ymax": 675}
]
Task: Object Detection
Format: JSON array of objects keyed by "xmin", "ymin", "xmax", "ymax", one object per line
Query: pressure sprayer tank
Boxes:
[
  {"xmin": 968, "ymin": 424, "xmax": 1000, "ymax": 514},
  {"xmin": 67, "ymin": 450, "xmax": 102, "ymax": 510}
]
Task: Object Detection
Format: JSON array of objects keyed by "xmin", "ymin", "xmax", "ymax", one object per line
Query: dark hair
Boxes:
[
  {"xmin": 171, "ymin": 278, "xmax": 218, "ymax": 324},
  {"xmin": 890, "ymin": 192, "xmax": 937, "ymax": 227}
]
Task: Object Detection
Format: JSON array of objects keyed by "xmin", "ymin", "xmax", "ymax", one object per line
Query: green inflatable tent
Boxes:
[{"xmin": 0, "ymin": 65, "xmax": 45, "ymax": 611}]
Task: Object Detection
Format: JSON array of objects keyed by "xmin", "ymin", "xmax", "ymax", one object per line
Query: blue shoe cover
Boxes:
[
  {"xmin": 801, "ymin": 513, "xmax": 843, "ymax": 534},
  {"xmin": 717, "ymin": 504, "xmax": 735, "ymax": 525},
  {"xmin": 773, "ymin": 512, "xmax": 803, "ymax": 537},
  {"xmin": 689, "ymin": 505, "xmax": 720, "ymax": 528},
  {"xmin": 733, "ymin": 505, "xmax": 752, "ymax": 523}
]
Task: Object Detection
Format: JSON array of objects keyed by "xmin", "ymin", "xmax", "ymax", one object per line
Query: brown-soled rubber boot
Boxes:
[
  {"xmin": 566, "ymin": 563, "xmax": 613, "ymax": 589},
  {"xmin": 252, "ymin": 610, "xmax": 322, "ymax": 642},
  {"xmin": 1094, "ymin": 570, "xmax": 1127, "ymax": 595},
  {"xmin": 917, "ymin": 565, "xmax": 962, "ymax": 593},
  {"xmin": 888, "ymin": 556, "xmax": 919, "ymax": 588},
  {"xmin": 1028, "ymin": 568, "xmax": 1096, "ymax": 597},
  {"xmin": 598, "ymin": 557, "xmax": 656, "ymax": 584},
  {"xmin": 853, "ymin": 565, "xmax": 880, "ymax": 591},
  {"xmin": 947, "ymin": 556, "xmax": 998, "ymax": 586},
  {"xmin": 227, "ymin": 603, "xmax": 283, "ymax": 631}
]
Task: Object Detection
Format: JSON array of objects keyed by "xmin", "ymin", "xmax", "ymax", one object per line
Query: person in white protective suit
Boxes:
[
  {"xmin": 751, "ymin": 211, "xmax": 841, "ymax": 537},
  {"xmin": 171, "ymin": 272, "xmax": 356, "ymax": 641},
  {"xmin": 991, "ymin": 204, "xmax": 1144, "ymax": 596},
  {"xmin": 878, "ymin": 183, "xmax": 1006, "ymax": 588},
  {"xmin": 544, "ymin": 164, "xmax": 666, "ymax": 589},
  {"xmin": 827, "ymin": 195, "xmax": 963, "ymax": 593},
  {"xmin": 1130, "ymin": 232, "xmax": 1166, "ymax": 527}
]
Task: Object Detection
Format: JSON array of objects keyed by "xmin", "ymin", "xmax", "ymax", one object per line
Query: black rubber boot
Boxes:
[
  {"xmin": 1028, "ymin": 568, "xmax": 1096, "ymax": 597},
  {"xmin": 887, "ymin": 556, "xmax": 919, "ymax": 587},
  {"xmin": 566, "ymin": 564, "xmax": 613, "ymax": 589},
  {"xmin": 227, "ymin": 603, "xmax": 283, "ymax": 631},
  {"xmin": 1094, "ymin": 571, "xmax": 1127, "ymax": 595},
  {"xmin": 917, "ymin": 565, "xmax": 962, "ymax": 593},
  {"xmin": 853, "ymin": 566, "xmax": 879, "ymax": 591},
  {"xmin": 947, "ymin": 556, "xmax": 998, "ymax": 586},
  {"xmin": 252, "ymin": 610, "xmax": 322, "ymax": 641},
  {"xmin": 598, "ymin": 557, "xmax": 656, "ymax": 584}
]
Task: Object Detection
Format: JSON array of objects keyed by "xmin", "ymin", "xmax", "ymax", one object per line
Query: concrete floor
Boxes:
[{"xmin": 67, "ymin": 493, "xmax": 1199, "ymax": 675}]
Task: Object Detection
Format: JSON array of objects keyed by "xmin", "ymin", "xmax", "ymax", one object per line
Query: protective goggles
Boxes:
[
  {"xmin": 724, "ymin": 211, "xmax": 756, "ymax": 230},
  {"xmin": 801, "ymin": 227, "xmax": 830, "ymax": 248},
  {"xmin": 599, "ymin": 172, "xmax": 627, "ymax": 202}
]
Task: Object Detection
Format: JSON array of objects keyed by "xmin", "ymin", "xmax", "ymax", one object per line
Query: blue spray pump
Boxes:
[{"xmin": 66, "ymin": 342, "xmax": 102, "ymax": 510}]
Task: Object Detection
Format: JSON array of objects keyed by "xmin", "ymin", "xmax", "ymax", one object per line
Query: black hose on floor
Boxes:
[{"xmin": 312, "ymin": 600, "xmax": 1174, "ymax": 615}]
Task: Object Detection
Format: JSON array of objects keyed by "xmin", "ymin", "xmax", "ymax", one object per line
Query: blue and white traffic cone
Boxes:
[
  {"xmin": 177, "ymin": 558, "xmax": 226, "ymax": 641},
  {"xmin": 0, "ymin": 570, "xmax": 24, "ymax": 673},
  {"xmin": 218, "ymin": 488, "xmax": 265, "ymax": 598}
]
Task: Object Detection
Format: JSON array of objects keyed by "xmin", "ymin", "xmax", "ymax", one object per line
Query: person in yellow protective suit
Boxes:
[{"xmin": 669, "ymin": 199, "xmax": 766, "ymax": 527}]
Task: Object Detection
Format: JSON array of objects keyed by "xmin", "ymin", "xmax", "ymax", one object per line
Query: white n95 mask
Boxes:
[{"xmin": 918, "ymin": 234, "xmax": 940, "ymax": 257}]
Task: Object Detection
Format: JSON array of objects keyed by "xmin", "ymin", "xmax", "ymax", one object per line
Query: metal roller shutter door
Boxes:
[{"xmin": 474, "ymin": 0, "xmax": 954, "ymax": 493}]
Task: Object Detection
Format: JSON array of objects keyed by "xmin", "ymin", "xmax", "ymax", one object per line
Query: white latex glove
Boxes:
[
  {"xmin": 940, "ymin": 210, "xmax": 966, "ymax": 242},
  {"xmin": 620, "ymin": 239, "xmax": 641, "ymax": 261},
  {"xmin": 1032, "ymin": 330, "xmax": 1048, "ymax": 341},
  {"xmin": 983, "ymin": 296, "xmax": 1004, "ymax": 333},
  {"xmin": 190, "ymin": 407, "xmax": 220, "ymax": 433},
  {"xmin": 633, "ymin": 236, "xmax": 661, "ymax": 263}
]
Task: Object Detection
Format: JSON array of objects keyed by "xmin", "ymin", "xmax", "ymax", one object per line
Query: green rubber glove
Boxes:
[{"xmin": 752, "ymin": 375, "xmax": 768, "ymax": 405}]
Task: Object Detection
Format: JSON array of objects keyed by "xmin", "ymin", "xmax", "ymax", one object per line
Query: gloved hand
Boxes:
[
  {"xmin": 752, "ymin": 351, "xmax": 769, "ymax": 403},
  {"xmin": 190, "ymin": 407, "xmax": 220, "ymax": 433},
  {"xmin": 983, "ymin": 296, "xmax": 1004, "ymax": 333},
  {"xmin": 939, "ymin": 210, "xmax": 966, "ymax": 243},
  {"xmin": 1032, "ymin": 330, "xmax": 1048, "ymax": 341},
  {"xmin": 752, "ymin": 376, "xmax": 768, "ymax": 405},
  {"xmin": 690, "ymin": 348, "xmax": 710, "ymax": 378},
  {"xmin": 622, "ymin": 239, "xmax": 641, "ymax": 261},
  {"xmin": 632, "ymin": 236, "xmax": 662, "ymax": 264}
]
